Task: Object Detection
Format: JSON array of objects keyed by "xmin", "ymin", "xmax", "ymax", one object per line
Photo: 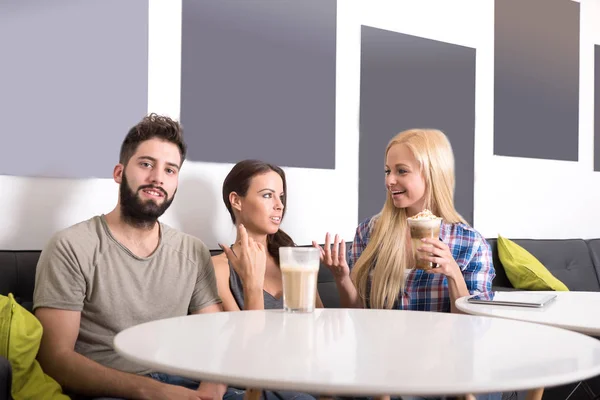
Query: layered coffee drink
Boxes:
[
  {"xmin": 279, "ymin": 247, "xmax": 320, "ymax": 313},
  {"xmin": 407, "ymin": 209, "xmax": 443, "ymax": 270}
]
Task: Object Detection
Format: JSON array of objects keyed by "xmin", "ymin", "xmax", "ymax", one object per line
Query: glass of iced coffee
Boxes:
[
  {"xmin": 279, "ymin": 247, "xmax": 320, "ymax": 313},
  {"xmin": 407, "ymin": 209, "xmax": 443, "ymax": 270}
]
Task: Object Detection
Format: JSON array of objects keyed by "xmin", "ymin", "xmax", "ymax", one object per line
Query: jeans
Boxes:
[
  {"xmin": 335, "ymin": 394, "xmax": 503, "ymax": 400},
  {"xmin": 76, "ymin": 371, "xmax": 316, "ymax": 400},
  {"xmin": 400, "ymin": 393, "xmax": 503, "ymax": 400}
]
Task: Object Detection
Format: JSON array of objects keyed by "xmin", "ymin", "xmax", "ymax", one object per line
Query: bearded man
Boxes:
[{"xmin": 33, "ymin": 114, "xmax": 244, "ymax": 400}]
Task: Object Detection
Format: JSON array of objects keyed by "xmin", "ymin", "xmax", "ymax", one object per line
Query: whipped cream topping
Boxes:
[{"xmin": 407, "ymin": 209, "xmax": 441, "ymax": 221}]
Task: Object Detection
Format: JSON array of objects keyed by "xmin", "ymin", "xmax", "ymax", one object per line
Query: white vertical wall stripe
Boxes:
[{"xmin": 147, "ymin": 0, "xmax": 182, "ymax": 120}]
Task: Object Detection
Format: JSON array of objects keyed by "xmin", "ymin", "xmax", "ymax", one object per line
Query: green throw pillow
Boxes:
[
  {"xmin": 0, "ymin": 293, "xmax": 70, "ymax": 400},
  {"xmin": 497, "ymin": 235, "xmax": 569, "ymax": 291}
]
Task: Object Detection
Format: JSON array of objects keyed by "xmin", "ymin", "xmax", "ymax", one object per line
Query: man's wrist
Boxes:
[{"xmin": 135, "ymin": 375, "xmax": 164, "ymax": 398}]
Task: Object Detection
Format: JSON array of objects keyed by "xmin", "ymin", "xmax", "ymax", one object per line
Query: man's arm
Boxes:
[
  {"xmin": 35, "ymin": 308, "xmax": 199, "ymax": 399},
  {"xmin": 190, "ymin": 303, "xmax": 229, "ymax": 398},
  {"xmin": 190, "ymin": 302, "xmax": 223, "ymax": 315}
]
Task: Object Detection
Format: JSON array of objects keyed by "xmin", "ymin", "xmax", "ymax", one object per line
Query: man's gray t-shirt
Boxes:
[{"xmin": 33, "ymin": 215, "xmax": 221, "ymax": 374}]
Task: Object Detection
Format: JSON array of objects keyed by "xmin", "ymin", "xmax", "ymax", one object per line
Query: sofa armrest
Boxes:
[{"xmin": 0, "ymin": 356, "xmax": 11, "ymax": 400}]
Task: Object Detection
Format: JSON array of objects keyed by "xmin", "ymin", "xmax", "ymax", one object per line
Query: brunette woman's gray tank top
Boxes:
[{"xmin": 228, "ymin": 260, "xmax": 284, "ymax": 310}]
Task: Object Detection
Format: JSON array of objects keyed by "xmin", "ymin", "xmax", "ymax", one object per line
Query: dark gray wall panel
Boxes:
[
  {"xmin": 0, "ymin": 0, "xmax": 149, "ymax": 179},
  {"xmin": 494, "ymin": 0, "xmax": 580, "ymax": 161},
  {"xmin": 359, "ymin": 26, "xmax": 476, "ymax": 225},
  {"xmin": 180, "ymin": 0, "xmax": 336, "ymax": 169},
  {"xmin": 594, "ymin": 44, "xmax": 600, "ymax": 171}
]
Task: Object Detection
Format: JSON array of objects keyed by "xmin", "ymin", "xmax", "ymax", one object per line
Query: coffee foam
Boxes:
[
  {"xmin": 408, "ymin": 218, "xmax": 442, "ymax": 230},
  {"xmin": 407, "ymin": 209, "xmax": 441, "ymax": 221},
  {"xmin": 280, "ymin": 263, "xmax": 319, "ymax": 272}
]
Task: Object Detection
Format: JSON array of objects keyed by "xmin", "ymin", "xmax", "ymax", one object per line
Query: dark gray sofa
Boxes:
[
  {"xmin": 487, "ymin": 238, "xmax": 600, "ymax": 293},
  {"xmin": 2, "ymin": 238, "xmax": 600, "ymax": 400},
  {"xmin": 0, "ymin": 357, "xmax": 10, "ymax": 400}
]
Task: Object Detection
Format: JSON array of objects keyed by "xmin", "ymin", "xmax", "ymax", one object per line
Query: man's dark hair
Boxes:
[{"xmin": 119, "ymin": 113, "xmax": 187, "ymax": 166}]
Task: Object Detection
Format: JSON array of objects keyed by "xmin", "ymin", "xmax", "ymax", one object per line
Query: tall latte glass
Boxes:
[
  {"xmin": 407, "ymin": 209, "xmax": 443, "ymax": 270},
  {"xmin": 279, "ymin": 247, "xmax": 320, "ymax": 313}
]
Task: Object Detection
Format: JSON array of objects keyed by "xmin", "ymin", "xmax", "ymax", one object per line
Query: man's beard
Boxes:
[{"xmin": 119, "ymin": 172, "xmax": 175, "ymax": 229}]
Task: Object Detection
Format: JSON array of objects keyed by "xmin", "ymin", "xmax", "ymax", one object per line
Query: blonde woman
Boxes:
[{"xmin": 313, "ymin": 129, "xmax": 501, "ymax": 400}]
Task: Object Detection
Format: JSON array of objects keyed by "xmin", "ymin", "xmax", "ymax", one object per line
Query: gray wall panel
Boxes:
[
  {"xmin": 0, "ymin": 0, "xmax": 149, "ymax": 178},
  {"xmin": 359, "ymin": 26, "xmax": 476, "ymax": 224},
  {"xmin": 494, "ymin": 0, "xmax": 580, "ymax": 161},
  {"xmin": 180, "ymin": 0, "xmax": 336, "ymax": 169}
]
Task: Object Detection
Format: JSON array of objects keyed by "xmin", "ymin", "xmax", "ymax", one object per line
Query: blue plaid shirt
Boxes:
[{"xmin": 348, "ymin": 217, "xmax": 495, "ymax": 312}]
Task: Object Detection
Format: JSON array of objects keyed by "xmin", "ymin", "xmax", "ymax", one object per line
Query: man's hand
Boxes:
[
  {"xmin": 148, "ymin": 383, "xmax": 217, "ymax": 400},
  {"xmin": 196, "ymin": 382, "xmax": 227, "ymax": 400}
]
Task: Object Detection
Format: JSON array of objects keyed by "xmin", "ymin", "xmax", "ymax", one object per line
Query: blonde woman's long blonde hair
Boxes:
[{"xmin": 350, "ymin": 129, "xmax": 467, "ymax": 309}]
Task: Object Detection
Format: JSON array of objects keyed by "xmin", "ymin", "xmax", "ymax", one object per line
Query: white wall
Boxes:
[
  {"xmin": 475, "ymin": 0, "xmax": 600, "ymax": 240},
  {"xmin": 0, "ymin": 0, "xmax": 599, "ymax": 250},
  {"xmin": 357, "ymin": 0, "xmax": 600, "ymax": 240},
  {"xmin": 0, "ymin": 0, "xmax": 360, "ymax": 250}
]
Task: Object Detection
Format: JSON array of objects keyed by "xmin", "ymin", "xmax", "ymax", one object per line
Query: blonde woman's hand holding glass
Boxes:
[
  {"xmin": 418, "ymin": 237, "xmax": 471, "ymax": 312},
  {"xmin": 417, "ymin": 237, "xmax": 462, "ymax": 279}
]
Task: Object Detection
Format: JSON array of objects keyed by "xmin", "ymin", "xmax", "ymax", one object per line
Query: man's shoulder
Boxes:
[
  {"xmin": 160, "ymin": 222, "xmax": 208, "ymax": 248},
  {"xmin": 45, "ymin": 216, "xmax": 103, "ymax": 251},
  {"xmin": 160, "ymin": 222, "xmax": 211, "ymax": 262}
]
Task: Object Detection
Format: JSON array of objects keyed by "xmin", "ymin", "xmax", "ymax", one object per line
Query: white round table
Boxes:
[
  {"xmin": 113, "ymin": 309, "xmax": 600, "ymax": 396},
  {"xmin": 455, "ymin": 291, "xmax": 600, "ymax": 336}
]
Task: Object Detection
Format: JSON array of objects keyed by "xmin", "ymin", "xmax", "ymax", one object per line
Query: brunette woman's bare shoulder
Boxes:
[{"xmin": 211, "ymin": 252, "xmax": 230, "ymax": 271}]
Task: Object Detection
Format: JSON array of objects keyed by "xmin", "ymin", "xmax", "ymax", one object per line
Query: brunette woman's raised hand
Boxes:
[{"xmin": 220, "ymin": 224, "xmax": 267, "ymax": 291}]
